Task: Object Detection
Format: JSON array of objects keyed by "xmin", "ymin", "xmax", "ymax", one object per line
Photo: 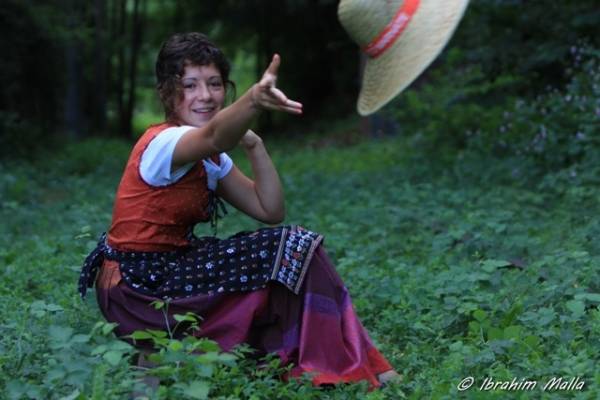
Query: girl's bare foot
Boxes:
[
  {"xmin": 378, "ymin": 370, "xmax": 402, "ymax": 386},
  {"xmin": 131, "ymin": 351, "xmax": 159, "ymax": 399}
]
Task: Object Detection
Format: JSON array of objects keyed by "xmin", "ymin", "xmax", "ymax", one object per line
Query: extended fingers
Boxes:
[
  {"xmin": 259, "ymin": 54, "xmax": 281, "ymax": 86},
  {"xmin": 257, "ymin": 86, "xmax": 302, "ymax": 108},
  {"xmin": 269, "ymin": 88, "xmax": 302, "ymax": 110},
  {"xmin": 261, "ymin": 99, "xmax": 303, "ymax": 114},
  {"xmin": 268, "ymin": 87, "xmax": 289, "ymax": 104},
  {"xmin": 256, "ymin": 54, "xmax": 302, "ymax": 114},
  {"xmin": 271, "ymin": 104, "xmax": 303, "ymax": 114},
  {"xmin": 266, "ymin": 54, "xmax": 281, "ymax": 76}
]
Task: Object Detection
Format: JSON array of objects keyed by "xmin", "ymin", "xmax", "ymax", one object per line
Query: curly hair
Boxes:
[{"xmin": 155, "ymin": 32, "xmax": 235, "ymax": 122}]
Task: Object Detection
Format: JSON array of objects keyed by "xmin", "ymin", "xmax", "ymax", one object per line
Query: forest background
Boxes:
[{"xmin": 1, "ymin": 0, "xmax": 599, "ymax": 399}]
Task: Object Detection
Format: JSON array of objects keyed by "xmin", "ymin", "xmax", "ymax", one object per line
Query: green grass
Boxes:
[{"xmin": 1, "ymin": 128, "xmax": 599, "ymax": 399}]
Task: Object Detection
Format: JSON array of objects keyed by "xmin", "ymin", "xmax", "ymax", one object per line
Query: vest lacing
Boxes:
[{"xmin": 207, "ymin": 190, "xmax": 228, "ymax": 234}]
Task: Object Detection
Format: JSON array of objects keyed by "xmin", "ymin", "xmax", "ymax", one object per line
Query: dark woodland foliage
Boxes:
[
  {"xmin": 0, "ymin": 0, "xmax": 598, "ymax": 161},
  {"xmin": 1, "ymin": 2, "xmax": 599, "ymax": 398}
]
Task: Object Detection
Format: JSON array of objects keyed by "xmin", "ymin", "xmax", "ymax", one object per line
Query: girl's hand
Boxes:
[
  {"xmin": 239, "ymin": 129, "xmax": 263, "ymax": 150},
  {"xmin": 251, "ymin": 54, "xmax": 303, "ymax": 115}
]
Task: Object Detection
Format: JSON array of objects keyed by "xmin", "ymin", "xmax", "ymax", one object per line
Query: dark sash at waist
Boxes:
[{"xmin": 78, "ymin": 226, "xmax": 323, "ymax": 299}]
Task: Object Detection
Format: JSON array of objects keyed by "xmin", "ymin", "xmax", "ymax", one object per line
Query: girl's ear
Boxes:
[{"xmin": 225, "ymin": 81, "xmax": 237, "ymax": 105}]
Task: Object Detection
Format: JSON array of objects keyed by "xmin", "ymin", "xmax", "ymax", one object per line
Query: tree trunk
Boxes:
[
  {"xmin": 121, "ymin": 0, "xmax": 145, "ymax": 138},
  {"xmin": 309, "ymin": 0, "xmax": 334, "ymax": 114},
  {"xmin": 93, "ymin": 0, "xmax": 108, "ymax": 134},
  {"xmin": 256, "ymin": 0, "xmax": 273, "ymax": 131},
  {"xmin": 64, "ymin": 9, "xmax": 83, "ymax": 139},
  {"xmin": 116, "ymin": 0, "xmax": 127, "ymax": 136}
]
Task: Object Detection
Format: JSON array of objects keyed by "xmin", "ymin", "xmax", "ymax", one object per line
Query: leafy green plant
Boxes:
[{"xmin": 2, "ymin": 84, "xmax": 599, "ymax": 398}]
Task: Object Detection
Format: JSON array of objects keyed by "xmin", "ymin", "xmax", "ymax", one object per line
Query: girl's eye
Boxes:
[
  {"xmin": 184, "ymin": 83, "xmax": 196, "ymax": 90},
  {"xmin": 210, "ymin": 81, "xmax": 223, "ymax": 89}
]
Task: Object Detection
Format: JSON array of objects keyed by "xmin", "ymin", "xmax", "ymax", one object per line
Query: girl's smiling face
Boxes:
[{"xmin": 174, "ymin": 63, "xmax": 225, "ymax": 127}]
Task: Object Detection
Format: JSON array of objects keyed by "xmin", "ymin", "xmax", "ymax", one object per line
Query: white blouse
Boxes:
[{"xmin": 139, "ymin": 125, "xmax": 233, "ymax": 190}]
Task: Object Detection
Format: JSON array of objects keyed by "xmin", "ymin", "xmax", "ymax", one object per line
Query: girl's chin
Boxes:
[
  {"xmin": 191, "ymin": 119, "xmax": 210, "ymax": 127},
  {"xmin": 179, "ymin": 115, "xmax": 213, "ymax": 127}
]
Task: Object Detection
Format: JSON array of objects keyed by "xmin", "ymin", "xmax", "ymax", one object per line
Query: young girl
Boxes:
[{"xmin": 79, "ymin": 32, "xmax": 399, "ymax": 388}]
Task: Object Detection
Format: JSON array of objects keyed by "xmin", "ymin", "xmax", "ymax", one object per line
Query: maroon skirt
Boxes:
[{"xmin": 95, "ymin": 245, "xmax": 393, "ymax": 388}]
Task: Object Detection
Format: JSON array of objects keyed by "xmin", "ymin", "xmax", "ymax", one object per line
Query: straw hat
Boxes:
[{"xmin": 338, "ymin": 0, "xmax": 469, "ymax": 115}]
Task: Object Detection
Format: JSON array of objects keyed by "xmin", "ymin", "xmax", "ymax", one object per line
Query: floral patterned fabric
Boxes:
[{"xmin": 79, "ymin": 225, "xmax": 323, "ymax": 299}]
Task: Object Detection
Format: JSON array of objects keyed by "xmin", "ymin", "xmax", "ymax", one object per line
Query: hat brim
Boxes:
[{"xmin": 358, "ymin": 0, "xmax": 469, "ymax": 116}]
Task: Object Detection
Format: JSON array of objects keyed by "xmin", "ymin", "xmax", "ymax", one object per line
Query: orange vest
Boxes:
[{"xmin": 108, "ymin": 123, "xmax": 216, "ymax": 252}]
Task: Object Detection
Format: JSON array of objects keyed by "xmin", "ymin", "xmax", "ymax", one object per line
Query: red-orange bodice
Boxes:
[{"xmin": 108, "ymin": 123, "xmax": 213, "ymax": 251}]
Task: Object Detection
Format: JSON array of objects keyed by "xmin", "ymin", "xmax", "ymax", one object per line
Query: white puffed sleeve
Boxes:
[
  {"xmin": 139, "ymin": 125, "xmax": 195, "ymax": 186},
  {"xmin": 202, "ymin": 153, "xmax": 234, "ymax": 191}
]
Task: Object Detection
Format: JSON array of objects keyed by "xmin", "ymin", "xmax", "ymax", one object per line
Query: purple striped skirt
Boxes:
[{"xmin": 95, "ymin": 245, "xmax": 393, "ymax": 388}]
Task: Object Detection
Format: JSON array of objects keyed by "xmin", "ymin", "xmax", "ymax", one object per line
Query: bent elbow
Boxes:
[
  {"xmin": 203, "ymin": 120, "xmax": 231, "ymax": 154},
  {"xmin": 263, "ymin": 209, "xmax": 285, "ymax": 225},
  {"xmin": 268, "ymin": 216, "xmax": 285, "ymax": 225}
]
